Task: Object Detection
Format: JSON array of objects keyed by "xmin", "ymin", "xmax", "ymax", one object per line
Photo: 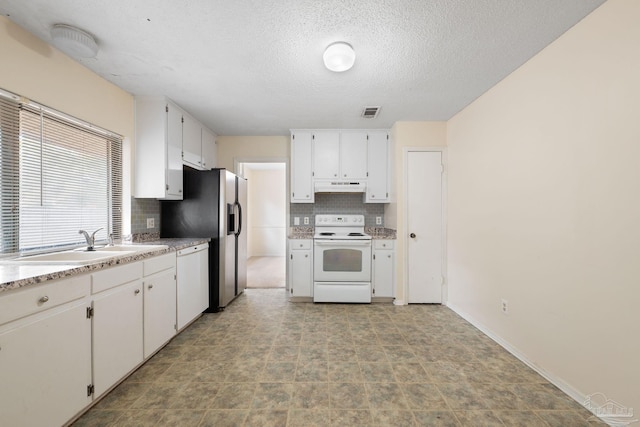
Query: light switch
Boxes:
[{"xmin": 294, "ymin": 217, "xmax": 300, "ymax": 225}]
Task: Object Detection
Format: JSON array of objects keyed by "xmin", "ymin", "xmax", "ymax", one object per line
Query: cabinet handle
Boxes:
[
  {"xmin": 372, "ymin": 195, "xmax": 375, "ymax": 198},
  {"xmin": 388, "ymin": 255, "xmax": 392, "ymax": 258},
  {"xmin": 39, "ymin": 296, "xmax": 49, "ymax": 303},
  {"xmin": 134, "ymin": 289, "xmax": 141, "ymax": 295},
  {"xmin": 178, "ymin": 189, "xmax": 183, "ymax": 193},
  {"xmin": 305, "ymin": 254, "xmax": 308, "ymax": 258},
  {"xmin": 148, "ymin": 284, "xmax": 154, "ymax": 290}
]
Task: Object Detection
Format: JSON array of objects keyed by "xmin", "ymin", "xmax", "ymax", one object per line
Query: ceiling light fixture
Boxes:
[
  {"xmin": 323, "ymin": 42, "xmax": 355, "ymax": 72},
  {"xmin": 50, "ymin": 24, "xmax": 99, "ymax": 58}
]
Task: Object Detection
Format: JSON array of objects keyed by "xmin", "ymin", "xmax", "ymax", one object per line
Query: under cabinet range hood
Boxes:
[{"xmin": 314, "ymin": 181, "xmax": 366, "ymax": 193}]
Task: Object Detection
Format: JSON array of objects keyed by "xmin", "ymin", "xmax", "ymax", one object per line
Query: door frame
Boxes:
[
  {"xmin": 234, "ymin": 157, "xmax": 289, "ymax": 258},
  {"xmin": 402, "ymin": 147, "xmax": 448, "ymax": 304}
]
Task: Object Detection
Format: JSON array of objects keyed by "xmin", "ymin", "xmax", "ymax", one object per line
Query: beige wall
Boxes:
[
  {"xmin": 0, "ymin": 17, "xmax": 133, "ymax": 140},
  {"xmin": 447, "ymin": 0, "xmax": 639, "ymax": 412},
  {"xmin": 389, "ymin": 122, "xmax": 447, "ymax": 303},
  {"xmin": 216, "ymin": 135, "xmax": 289, "ymax": 171},
  {"xmin": 0, "ymin": 16, "xmax": 135, "ymax": 233}
]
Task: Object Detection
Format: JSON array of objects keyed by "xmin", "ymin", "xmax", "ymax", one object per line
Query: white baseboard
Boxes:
[
  {"xmin": 393, "ymin": 299, "xmax": 406, "ymax": 305},
  {"xmin": 446, "ymin": 302, "xmax": 600, "ymax": 420}
]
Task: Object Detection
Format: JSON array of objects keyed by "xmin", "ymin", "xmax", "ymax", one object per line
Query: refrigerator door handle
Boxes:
[{"xmin": 235, "ymin": 202, "xmax": 243, "ymax": 237}]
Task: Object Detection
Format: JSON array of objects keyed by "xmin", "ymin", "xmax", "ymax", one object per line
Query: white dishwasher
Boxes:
[{"xmin": 176, "ymin": 243, "xmax": 209, "ymax": 330}]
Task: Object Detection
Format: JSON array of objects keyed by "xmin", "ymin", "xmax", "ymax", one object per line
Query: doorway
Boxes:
[
  {"xmin": 237, "ymin": 161, "xmax": 287, "ymax": 288},
  {"xmin": 405, "ymin": 149, "xmax": 445, "ymax": 303}
]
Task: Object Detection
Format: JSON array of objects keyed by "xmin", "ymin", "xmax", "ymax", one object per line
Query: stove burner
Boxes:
[
  {"xmin": 348, "ymin": 233, "xmax": 364, "ymax": 236},
  {"xmin": 320, "ymin": 232, "xmax": 335, "ymax": 236}
]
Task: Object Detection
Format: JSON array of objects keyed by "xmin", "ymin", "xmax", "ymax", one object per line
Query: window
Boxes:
[{"xmin": 0, "ymin": 90, "xmax": 122, "ymax": 255}]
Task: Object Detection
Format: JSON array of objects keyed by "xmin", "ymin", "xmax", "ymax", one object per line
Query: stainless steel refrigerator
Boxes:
[{"xmin": 160, "ymin": 168, "xmax": 247, "ymax": 311}]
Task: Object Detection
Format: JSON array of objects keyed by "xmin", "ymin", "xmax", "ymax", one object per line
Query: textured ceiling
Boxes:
[{"xmin": 1, "ymin": 0, "xmax": 606, "ymax": 135}]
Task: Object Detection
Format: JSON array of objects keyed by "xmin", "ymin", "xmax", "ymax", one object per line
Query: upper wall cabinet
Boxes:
[
  {"xmin": 183, "ymin": 113, "xmax": 218, "ymax": 171},
  {"xmin": 135, "ymin": 97, "xmax": 184, "ymax": 200},
  {"xmin": 366, "ymin": 131, "xmax": 391, "ymax": 203},
  {"xmin": 201, "ymin": 127, "xmax": 217, "ymax": 170},
  {"xmin": 291, "ymin": 131, "xmax": 314, "ymax": 203},
  {"xmin": 291, "ymin": 129, "xmax": 391, "ymax": 204},
  {"xmin": 135, "ymin": 97, "xmax": 218, "ymax": 200},
  {"xmin": 313, "ymin": 131, "xmax": 367, "ymax": 180}
]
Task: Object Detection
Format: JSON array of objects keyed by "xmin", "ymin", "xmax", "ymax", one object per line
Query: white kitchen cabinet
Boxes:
[
  {"xmin": 0, "ymin": 277, "xmax": 91, "ymax": 427},
  {"xmin": 291, "ymin": 131, "xmax": 314, "ymax": 203},
  {"xmin": 182, "ymin": 112, "xmax": 202, "ymax": 169},
  {"xmin": 143, "ymin": 253, "xmax": 177, "ymax": 358},
  {"xmin": 372, "ymin": 240, "xmax": 395, "ymax": 298},
  {"xmin": 312, "ymin": 131, "xmax": 340, "ymax": 179},
  {"xmin": 288, "ymin": 239, "xmax": 313, "ymax": 298},
  {"xmin": 134, "ymin": 96, "xmax": 184, "ymax": 200},
  {"xmin": 340, "ymin": 131, "xmax": 368, "ymax": 180},
  {"xmin": 92, "ymin": 265, "xmax": 144, "ymax": 398},
  {"xmin": 176, "ymin": 243, "xmax": 209, "ymax": 330},
  {"xmin": 201, "ymin": 127, "xmax": 217, "ymax": 169},
  {"xmin": 313, "ymin": 131, "xmax": 368, "ymax": 181},
  {"xmin": 366, "ymin": 131, "xmax": 391, "ymax": 203}
]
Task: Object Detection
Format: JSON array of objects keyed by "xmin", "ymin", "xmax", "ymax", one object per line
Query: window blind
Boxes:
[
  {"xmin": 0, "ymin": 96, "xmax": 20, "ymax": 254},
  {"xmin": 0, "ymin": 89, "xmax": 122, "ymax": 255}
]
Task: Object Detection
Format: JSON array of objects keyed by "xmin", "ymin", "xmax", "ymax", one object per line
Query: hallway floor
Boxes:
[
  {"xmin": 247, "ymin": 256, "xmax": 286, "ymax": 288},
  {"xmin": 72, "ymin": 289, "xmax": 602, "ymax": 426}
]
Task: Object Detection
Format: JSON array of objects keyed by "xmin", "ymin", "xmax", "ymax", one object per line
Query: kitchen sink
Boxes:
[
  {"xmin": 11, "ymin": 245, "xmax": 168, "ymax": 265},
  {"xmin": 16, "ymin": 250, "xmax": 137, "ymax": 264}
]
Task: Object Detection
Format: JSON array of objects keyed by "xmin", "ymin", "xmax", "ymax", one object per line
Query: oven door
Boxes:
[{"xmin": 313, "ymin": 239, "xmax": 372, "ymax": 282}]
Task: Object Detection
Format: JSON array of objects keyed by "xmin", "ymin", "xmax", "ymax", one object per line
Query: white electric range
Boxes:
[{"xmin": 313, "ymin": 214, "xmax": 372, "ymax": 303}]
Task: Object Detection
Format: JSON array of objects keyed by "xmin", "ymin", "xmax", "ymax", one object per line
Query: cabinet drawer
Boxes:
[
  {"xmin": 0, "ymin": 275, "xmax": 90, "ymax": 326},
  {"xmin": 92, "ymin": 262, "xmax": 143, "ymax": 294},
  {"xmin": 143, "ymin": 252, "xmax": 176, "ymax": 276},
  {"xmin": 290, "ymin": 240, "xmax": 311, "ymax": 250},
  {"xmin": 374, "ymin": 240, "xmax": 395, "ymax": 250}
]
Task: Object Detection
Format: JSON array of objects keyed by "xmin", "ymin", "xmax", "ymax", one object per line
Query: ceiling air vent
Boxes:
[{"xmin": 361, "ymin": 106, "xmax": 380, "ymax": 119}]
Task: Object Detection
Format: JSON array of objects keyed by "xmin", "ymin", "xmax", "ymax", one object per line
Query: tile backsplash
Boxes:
[
  {"xmin": 131, "ymin": 197, "xmax": 160, "ymax": 234},
  {"xmin": 290, "ymin": 193, "xmax": 384, "ymax": 227}
]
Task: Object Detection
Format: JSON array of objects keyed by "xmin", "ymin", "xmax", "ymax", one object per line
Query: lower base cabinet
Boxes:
[
  {"xmin": 0, "ymin": 246, "xmax": 200, "ymax": 426},
  {"xmin": 92, "ymin": 279, "xmax": 144, "ymax": 398},
  {"xmin": 144, "ymin": 267, "xmax": 177, "ymax": 358},
  {"xmin": 288, "ymin": 239, "xmax": 313, "ymax": 298},
  {"xmin": 372, "ymin": 240, "xmax": 396, "ymax": 298},
  {"xmin": 0, "ymin": 296, "xmax": 92, "ymax": 427}
]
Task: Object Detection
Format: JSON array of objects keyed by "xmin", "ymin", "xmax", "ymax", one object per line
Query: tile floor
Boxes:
[{"xmin": 72, "ymin": 289, "xmax": 604, "ymax": 426}]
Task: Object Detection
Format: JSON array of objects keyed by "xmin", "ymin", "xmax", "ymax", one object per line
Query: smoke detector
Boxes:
[
  {"xmin": 361, "ymin": 106, "xmax": 381, "ymax": 119},
  {"xmin": 50, "ymin": 24, "xmax": 99, "ymax": 58}
]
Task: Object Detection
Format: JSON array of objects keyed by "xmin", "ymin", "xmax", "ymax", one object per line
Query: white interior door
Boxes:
[{"xmin": 407, "ymin": 150, "xmax": 443, "ymax": 303}]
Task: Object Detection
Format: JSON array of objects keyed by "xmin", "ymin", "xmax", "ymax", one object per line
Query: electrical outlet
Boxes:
[
  {"xmin": 501, "ymin": 299, "xmax": 508, "ymax": 315},
  {"xmin": 303, "ymin": 217, "xmax": 309, "ymax": 225},
  {"xmin": 376, "ymin": 216, "xmax": 382, "ymax": 225},
  {"xmin": 294, "ymin": 217, "xmax": 300, "ymax": 226},
  {"xmin": 147, "ymin": 218, "xmax": 155, "ymax": 229}
]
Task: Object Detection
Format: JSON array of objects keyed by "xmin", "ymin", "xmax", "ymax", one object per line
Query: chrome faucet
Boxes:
[{"xmin": 79, "ymin": 228, "xmax": 103, "ymax": 251}]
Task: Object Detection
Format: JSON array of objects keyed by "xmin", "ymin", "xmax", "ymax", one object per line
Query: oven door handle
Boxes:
[{"xmin": 314, "ymin": 240, "xmax": 372, "ymax": 247}]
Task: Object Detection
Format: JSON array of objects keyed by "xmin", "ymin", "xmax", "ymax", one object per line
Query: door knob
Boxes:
[{"xmin": 410, "ymin": 233, "xmax": 416, "ymax": 238}]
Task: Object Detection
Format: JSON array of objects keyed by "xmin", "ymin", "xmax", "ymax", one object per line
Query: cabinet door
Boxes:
[
  {"xmin": 291, "ymin": 132, "xmax": 314, "ymax": 203},
  {"xmin": 201, "ymin": 127, "xmax": 217, "ymax": 170},
  {"xmin": 0, "ymin": 301, "xmax": 91, "ymax": 427},
  {"xmin": 340, "ymin": 132, "xmax": 368, "ymax": 180},
  {"xmin": 313, "ymin": 131, "xmax": 340, "ymax": 179},
  {"xmin": 177, "ymin": 247, "xmax": 209, "ymax": 330},
  {"xmin": 92, "ymin": 280, "xmax": 144, "ymax": 397},
  {"xmin": 166, "ymin": 103, "xmax": 184, "ymax": 199},
  {"xmin": 182, "ymin": 113, "xmax": 203, "ymax": 169},
  {"xmin": 373, "ymin": 250, "xmax": 394, "ymax": 298},
  {"xmin": 366, "ymin": 131, "xmax": 389, "ymax": 202},
  {"xmin": 289, "ymin": 249, "xmax": 312, "ymax": 297},
  {"xmin": 144, "ymin": 269, "xmax": 177, "ymax": 358}
]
